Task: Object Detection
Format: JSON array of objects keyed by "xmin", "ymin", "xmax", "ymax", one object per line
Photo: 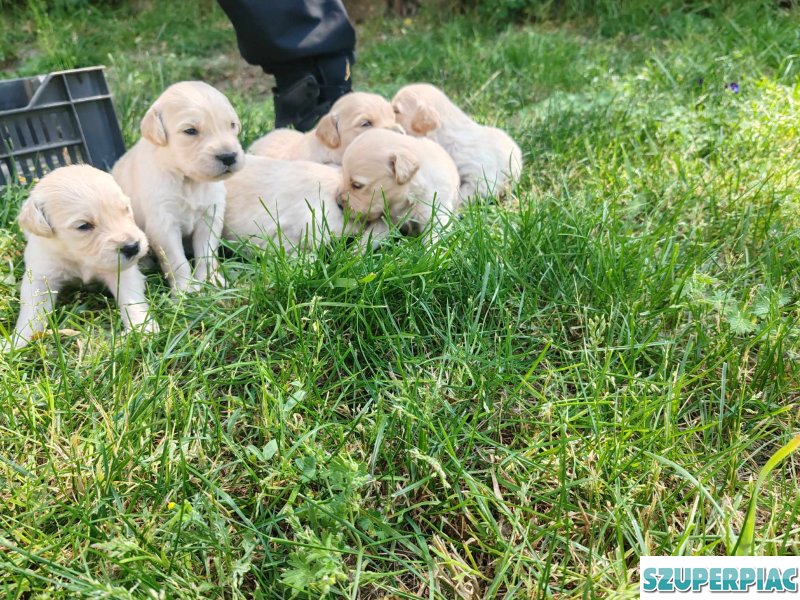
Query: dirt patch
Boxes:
[{"xmin": 201, "ymin": 52, "xmax": 275, "ymax": 99}]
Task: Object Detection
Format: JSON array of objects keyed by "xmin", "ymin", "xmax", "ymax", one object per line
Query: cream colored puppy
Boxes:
[
  {"xmin": 3, "ymin": 165, "xmax": 154, "ymax": 351},
  {"xmin": 391, "ymin": 83, "xmax": 523, "ymax": 200},
  {"xmin": 223, "ymin": 154, "xmax": 387, "ymax": 251},
  {"xmin": 339, "ymin": 129, "xmax": 460, "ymax": 243},
  {"xmin": 113, "ymin": 81, "xmax": 244, "ymax": 293},
  {"xmin": 249, "ymin": 92, "xmax": 398, "ymax": 164}
]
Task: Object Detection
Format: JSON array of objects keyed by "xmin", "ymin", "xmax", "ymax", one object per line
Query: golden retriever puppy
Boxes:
[
  {"xmin": 249, "ymin": 92, "xmax": 398, "ymax": 164},
  {"xmin": 112, "ymin": 81, "xmax": 244, "ymax": 293},
  {"xmin": 339, "ymin": 128, "xmax": 460, "ymax": 243},
  {"xmin": 391, "ymin": 83, "xmax": 523, "ymax": 200},
  {"xmin": 2, "ymin": 165, "xmax": 154, "ymax": 351},
  {"xmin": 223, "ymin": 154, "xmax": 388, "ymax": 251}
]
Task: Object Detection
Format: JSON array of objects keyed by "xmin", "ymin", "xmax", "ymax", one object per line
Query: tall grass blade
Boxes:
[{"xmin": 733, "ymin": 435, "xmax": 800, "ymax": 556}]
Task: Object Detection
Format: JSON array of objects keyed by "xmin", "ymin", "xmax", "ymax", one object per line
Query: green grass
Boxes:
[{"xmin": 1, "ymin": 0, "xmax": 799, "ymax": 597}]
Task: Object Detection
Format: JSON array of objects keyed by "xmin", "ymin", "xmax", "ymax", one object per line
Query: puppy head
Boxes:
[
  {"xmin": 392, "ymin": 84, "xmax": 442, "ymax": 136},
  {"xmin": 19, "ymin": 165, "xmax": 148, "ymax": 272},
  {"xmin": 141, "ymin": 81, "xmax": 244, "ymax": 181},
  {"xmin": 339, "ymin": 129, "xmax": 420, "ymax": 221},
  {"xmin": 315, "ymin": 92, "xmax": 397, "ymax": 152}
]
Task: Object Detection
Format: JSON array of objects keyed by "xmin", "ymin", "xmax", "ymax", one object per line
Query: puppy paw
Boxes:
[
  {"xmin": 172, "ymin": 280, "xmax": 202, "ymax": 297},
  {"xmin": 0, "ymin": 335, "xmax": 30, "ymax": 353},
  {"xmin": 208, "ymin": 271, "xmax": 227, "ymax": 288},
  {"xmin": 125, "ymin": 318, "xmax": 160, "ymax": 336},
  {"xmin": 139, "ymin": 319, "xmax": 160, "ymax": 334}
]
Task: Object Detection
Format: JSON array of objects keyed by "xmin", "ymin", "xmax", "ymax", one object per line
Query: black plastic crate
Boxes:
[{"xmin": 0, "ymin": 66, "xmax": 125, "ymax": 187}]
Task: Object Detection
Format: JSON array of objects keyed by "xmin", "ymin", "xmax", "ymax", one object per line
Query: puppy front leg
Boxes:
[
  {"xmin": 459, "ymin": 178, "xmax": 479, "ymax": 202},
  {"xmin": 153, "ymin": 228, "xmax": 195, "ymax": 293},
  {"xmin": 100, "ymin": 267, "xmax": 159, "ymax": 334},
  {"xmin": 3, "ymin": 270, "xmax": 57, "ymax": 351},
  {"xmin": 192, "ymin": 201, "xmax": 225, "ymax": 287},
  {"xmin": 359, "ymin": 218, "xmax": 391, "ymax": 250},
  {"xmin": 424, "ymin": 200, "xmax": 456, "ymax": 246}
]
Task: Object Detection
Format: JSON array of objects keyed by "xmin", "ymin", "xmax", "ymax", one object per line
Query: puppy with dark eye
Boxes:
[
  {"xmin": 112, "ymin": 81, "xmax": 244, "ymax": 294},
  {"xmin": 249, "ymin": 92, "xmax": 401, "ymax": 164},
  {"xmin": 339, "ymin": 128, "xmax": 460, "ymax": 244},
  {"xmin": 223, "ymin": 154, "xmax": 389, "ymax": 252},
  {"xmin": 2, "ymin": 165, "xmax": 156, "ymax": 351}
]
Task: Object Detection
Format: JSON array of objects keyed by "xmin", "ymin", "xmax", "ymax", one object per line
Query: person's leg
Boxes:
[{"xmin": 217, "ymin": 0, "xmax": 355, "ymax": 131}]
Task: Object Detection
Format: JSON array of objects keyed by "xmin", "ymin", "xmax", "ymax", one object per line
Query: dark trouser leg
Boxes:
[
  {"xmin": 217, "ymin": 0, "xmax": 355, "ymax": 131},
  {"xmin": 270, "ymin": 53, "xmax": 353, "ymax": 131}
]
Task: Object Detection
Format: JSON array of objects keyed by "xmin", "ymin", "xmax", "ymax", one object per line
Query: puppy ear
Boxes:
[
  {"xmin": 411, "ymin": 104, "xmax": 439, "ymax": 135},
  {"xmin": 389, "ymin": 149, "xmax": 420, "ymax": 185},
  {"xmin": 315, "ymin": 114, "xmax": 340, "ymax": 148},
  {"xmin": 18, "ymin": 194, "xmax": 53, "ymax": 238},
  {"xmin": 141, "ymin": 106, "xmax": 167, "ymax": 146}
]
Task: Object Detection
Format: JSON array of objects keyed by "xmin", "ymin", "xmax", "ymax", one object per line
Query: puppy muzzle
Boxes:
[
  {"xmin": 216, "ymin": 151, "xmax": 244, "ymax": 178},
  {"xmin": 217, "ymin": 152, "xmax": 238, "ymax": 168},
  {"xmin": 120, "ymin": 241, "xmax": 141, "ymax": 260}
]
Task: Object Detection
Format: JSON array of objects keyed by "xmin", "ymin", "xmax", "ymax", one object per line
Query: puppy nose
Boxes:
[
  {"xmin": 120, "ymin": 241, "xmax": 140, "ymax": 259},
  {"xmin": 217, "ymin": 152, "xmax": 238, "ymax": 167}
]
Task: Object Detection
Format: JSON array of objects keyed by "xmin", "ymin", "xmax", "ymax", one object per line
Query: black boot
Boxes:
[{"xmin": 272, "ymin": 53, "xmax": 353, "ymax": 132}]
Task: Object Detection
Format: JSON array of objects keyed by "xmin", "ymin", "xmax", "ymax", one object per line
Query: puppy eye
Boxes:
[
  {"xmin": 183, "ymin": 127, "xmax": 199, "ymax": 136},
  {"xmin": 76, "ymin": 222, "xmax": 95, "ymax": 231},
  {"xmin": 231, "ymin": 122, "xmax": 238, "ymax": 131},
  {"xmin": 393, "ymin": 107, "xmax": 400, "ymax": 114},
  {"xmin": 351, "ymin": 181, "xmax": 364, "ymax": 190},
  {"xmin": 360, "ymin": 120, "xmax": 373, "ymax": 128}
]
